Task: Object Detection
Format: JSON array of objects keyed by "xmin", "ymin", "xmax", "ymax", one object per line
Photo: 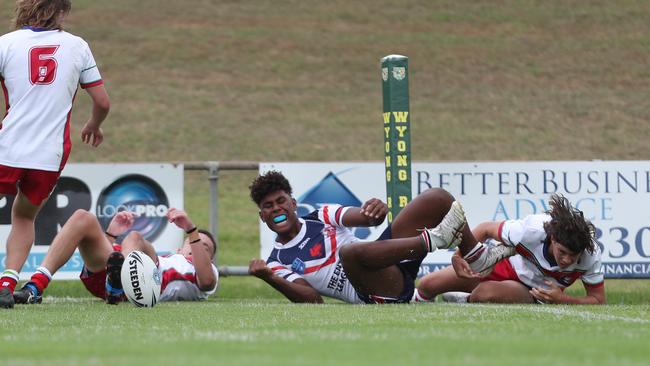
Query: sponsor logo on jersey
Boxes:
[{"xmin": 292, "ymin": 258, "xmax": 306, "ymax": 274}]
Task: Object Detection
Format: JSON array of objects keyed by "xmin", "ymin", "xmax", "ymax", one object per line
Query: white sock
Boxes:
[
  {"xmin": 411, "ymin": 288, "xmax": 434, "ymax": 303},
  {"xmin": 35, "ymin": 267, "xmax": 53, "ymax": 280}
]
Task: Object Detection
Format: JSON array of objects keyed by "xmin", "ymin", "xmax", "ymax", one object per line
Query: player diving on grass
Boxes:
[
  {"xmin": 413, "ymin": 194, "xmax": 606, "ymax": 304},
  {"xmin": 12, "ymin": 208, "xmax": 218, "ymax": 305},
  {"xmin": 247, "ymin": 171, "xmax": 511, "ymax": 304}
]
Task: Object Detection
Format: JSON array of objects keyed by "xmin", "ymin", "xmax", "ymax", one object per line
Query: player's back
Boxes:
[{"xmin": 0, "ymin": 27, "xmax": 101, "ymax": 171}]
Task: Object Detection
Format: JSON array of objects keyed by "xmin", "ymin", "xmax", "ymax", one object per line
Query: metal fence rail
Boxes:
[{"xmin": 181, "ymin": 161, "xmax": 258, "ymax": 276}]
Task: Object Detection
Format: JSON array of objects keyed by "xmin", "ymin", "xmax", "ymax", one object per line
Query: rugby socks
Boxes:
[
  {"xmin": 419, "ymin": 231, "xmax": 435, "ymax": 253},
  {"xmin": 29, "ymin": 267, "xmax": 53, "ymax": 294},
  {"xmin": 0, "ymin": 269, "xmax": 19, "ymax": 293}
]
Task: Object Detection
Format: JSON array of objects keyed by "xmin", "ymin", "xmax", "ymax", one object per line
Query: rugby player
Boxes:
[
  {"xmin": 0, "ymin": 0, "xmax": 110, "ymax": 308},
  {"xmin": 247, "ymin": 171, "xmax": 511, "ymax": 304},
  {"xmin": 413, "ymin": 194, "xmax": 606, "ymax": 304},
  {"xmin": 12, "ymin": 208, "xmax": 218, "ymax": 305}
]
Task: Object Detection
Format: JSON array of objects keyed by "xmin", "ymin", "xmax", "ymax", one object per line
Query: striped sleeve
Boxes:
[
  {"xmin": 267, "ymin": 260, "xmax": 302, "ymax": 282},
  {"xmin": 317, "ymin": 204, "xmax": 349, "ymax": 228},
  {"xmin": 581, "ymin": 248, "xmax": 605, "ymax": 288},
  {"xmin": 79, "ymin": 40, "xmax": 103, "ymax": 88}
]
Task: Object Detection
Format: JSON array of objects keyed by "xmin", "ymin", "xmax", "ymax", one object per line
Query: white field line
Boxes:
[{"xmin": 479, "ymin": 303, "xmax": 650, "ymax": 324}]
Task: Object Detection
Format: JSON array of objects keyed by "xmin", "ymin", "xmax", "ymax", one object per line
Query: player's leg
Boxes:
[
  {"xmin": 14, "ymin": 209, "xmax": 114, "ymax": 304},
  {"xmin": 0, "ymin": 191, "xmax": 44, "ymax": 308},
  {"xmin": 413, "ymin": 266, "xmax": 479, "ymax": 302},
  {"xmin": 339, "ymin": 188, "xmax": 466, "ymax": 299},
  {"xmin": 120, "ymin": 231, "xmax": 157, "ymax": 264},
  {"xmin": 469, "ymin": 280, "xmax": 535, "ymax": 304}
]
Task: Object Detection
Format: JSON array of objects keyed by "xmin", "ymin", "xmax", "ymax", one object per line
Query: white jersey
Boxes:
[
  {"xmin": 266, "ymin": 205, "xmax": 364, "ymax": 304},
  {"xmin": 0, "ymin": 27, "xmax": 103, "ymax": 171},
  {"xmin": 157, "ymin": 253, "xmax": 219, "ymax": 301},
  {"xmin": 498, "ymin": 214, "xmax": 604, "ymax": 290}
]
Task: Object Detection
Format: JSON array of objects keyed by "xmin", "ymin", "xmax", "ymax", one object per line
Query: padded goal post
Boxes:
[{"xmin": 381, "ymin": 55, "xmax": 412, "ymax": 223}]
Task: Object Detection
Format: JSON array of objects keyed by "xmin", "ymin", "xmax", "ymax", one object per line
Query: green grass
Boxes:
[
  {"xmin": 1, "ymin": 279, "xmax": 650, "ymax": 366},
  {"xmin": 2, "ymin": 2, "xmax": 650, "ymax": 364}
]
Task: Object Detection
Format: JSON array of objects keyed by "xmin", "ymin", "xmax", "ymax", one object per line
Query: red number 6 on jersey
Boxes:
[{"xmin": 29, "ymin": 45, "xmax": 59, "ymax": 85}]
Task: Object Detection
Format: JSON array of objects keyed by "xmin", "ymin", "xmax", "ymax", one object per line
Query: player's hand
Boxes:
[
  {"xmin": 80, "ymin": 121, "xmax": 104, "ymax": 147},
  {"xmin": 451, "ymin": 250, "xmax": 480, "ymax": 279},
  {"xmin": 107, "ymin": 211, "xmax": 137, "ymax": 236},
  {"xmin": 167, "ymin": 208, "xmax": 194, "ymax": 232},
  {"xmin": 248, "ymin": 259, "xmax": 273, "ymax": 280},
  {"xmin": 530, "ymin": 280, "xmax": 565, "ymax": 304},
  {"xmin": 360, "ymin": 198, "xmax": 388, "ymax": 226}
]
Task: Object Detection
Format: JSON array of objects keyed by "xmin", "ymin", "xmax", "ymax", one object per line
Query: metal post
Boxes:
[{"xmin": 207, "ymin": 162, "xmax": 219, "ymax": 264}]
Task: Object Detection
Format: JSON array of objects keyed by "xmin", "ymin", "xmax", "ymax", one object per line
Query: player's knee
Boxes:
[
  {"xmin": 469, "ymin": 286, "xmax": 498, "ymax": 303},
  {"xmin": 69, "ymin": 209, "xmax": 95, "ymax": 226},
  {"xmin": 123, "ymin": 230, "xmax": 144, "ymax": 244},
  {"xmin": 419, "ymin": 188, "xmax": 455, "ymax": 208}
]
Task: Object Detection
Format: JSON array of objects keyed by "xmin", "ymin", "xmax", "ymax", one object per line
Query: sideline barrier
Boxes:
[{"xmin": 181, "ymin": 161, "xmax": 258, "ymax": 276}]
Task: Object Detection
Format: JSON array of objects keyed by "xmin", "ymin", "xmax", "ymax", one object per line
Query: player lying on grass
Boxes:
[
  {"xmin": 12, "ymin": 208, "xmax": 218, "ymax": 305},
  {"xmin": 0, "ymin": 0, "xmax": 111, "ymax": 308},
  {"xmin": 413, "ymin": 194, "xmax": 605, "ymax": 304},
  {"xmin": 247, "ymin": 171, "xmax": 512, "ymax": 304}
]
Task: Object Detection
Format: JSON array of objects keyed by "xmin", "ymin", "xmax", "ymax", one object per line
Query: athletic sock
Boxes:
[
  {"xmin": 0, "ymin": 269, "xmax": 19, "ymax": 293},
  {"xmin": 29, "ymin": 267, "xmax": 53, "ymax": 294},
  {"xmin": 419, "ymin": 231, "xmax": 435, "ymax": 253}
]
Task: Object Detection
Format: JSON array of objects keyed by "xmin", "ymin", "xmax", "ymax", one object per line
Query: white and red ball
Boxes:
[{"xmin": 121, "ymin": 251, "xmax": 161, "ymax": 307}]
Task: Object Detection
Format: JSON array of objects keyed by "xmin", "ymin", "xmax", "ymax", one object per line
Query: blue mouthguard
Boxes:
[{"xmin": 273, "ymin": 214, "xmax": 287, "ymax": 223}]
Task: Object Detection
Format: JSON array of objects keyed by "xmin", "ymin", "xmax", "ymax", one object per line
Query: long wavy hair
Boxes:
[
  {"xmin": 544, "ymin": 194, "xmax": 596, "ymax": 254},
  {"xmin": 13, "ymin": 0, "xmax": 71, "ymax": 30}
]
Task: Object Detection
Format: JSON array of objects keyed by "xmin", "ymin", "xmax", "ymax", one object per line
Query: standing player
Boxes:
[
  {"xmin": 13, "ymin": 208, "xmax": 218, "ymax": 305},
  {"xmin": 0, "ymin": 0, "xmax": 110, "ymax": 308},
  {"xmin": 247, "ymin": 171, "xmax": 511, "ymax": 304},
  {"xmin": 413, "ymin": 194, "xmax": 605, "ymax": 304}
]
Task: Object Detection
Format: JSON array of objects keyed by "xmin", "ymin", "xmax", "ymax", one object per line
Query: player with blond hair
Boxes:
[{"xmin": 0, "ymin": 0, "xmax": 110, "ymax": 308}]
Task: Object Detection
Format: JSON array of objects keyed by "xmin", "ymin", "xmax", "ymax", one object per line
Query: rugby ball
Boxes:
[{"xmin": 120, "ymin": 251, "xmax": 161, "ymax": 307}]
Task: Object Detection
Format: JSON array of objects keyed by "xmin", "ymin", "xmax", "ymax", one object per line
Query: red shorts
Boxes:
[
  {"xmin": 79, "ymin": 267, "xmax": 109, "ymax": 299},
  {"xmin": 481, "ymin": 259, "xmax": 521, "ymax": 283},
  {"xmin": 79, "ymin": 244, "xmax": 125, "ymax": 301},
  {"xmin": 0, "ymin": 164, "xmax": 60, "ymax": 205}
]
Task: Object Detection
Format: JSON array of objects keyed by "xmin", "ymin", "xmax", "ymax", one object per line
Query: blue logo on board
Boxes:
[
  {"xmin": 297, "ymin": 172, "xmax": 370, "ymax": 239},
  {"xmin": 96, "ymin": 174, "xmax": 169, "ymax": 242}
]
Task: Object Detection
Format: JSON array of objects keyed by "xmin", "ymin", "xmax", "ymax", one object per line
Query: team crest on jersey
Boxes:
[
  {"xmin": 381, "ymin": 67, "xmax": 388, "ymax": 81},
  {"xmin": 309, "ymin": 243, "xmax": 323, "ymax": 257},
  {"xmin": 392, "ymin": 67, "xmax": 406, "ymax": 80},
  {"xmin": 292, "ymin": 258, "xmax": 306, "ymax": 274}
]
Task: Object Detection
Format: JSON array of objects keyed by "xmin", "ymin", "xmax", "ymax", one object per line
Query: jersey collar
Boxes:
[
  {"xmin": 274, "ymin": 218, "xmax": 306, "ymax": 249},
  {"xmin": 21, "ymin": 26, "xmax": 55, "ymax": 32}
]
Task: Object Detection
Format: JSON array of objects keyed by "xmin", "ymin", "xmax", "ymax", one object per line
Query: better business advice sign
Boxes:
[
  {"xmin": 260, "ymin": 161, "xmax": 650, "ymax": 279},
  {"xmin": 0, "ymin": 163, "xmax": 183, "ymax": 279}
]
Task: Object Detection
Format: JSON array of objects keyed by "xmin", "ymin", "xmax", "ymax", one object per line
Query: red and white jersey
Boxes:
[
  {"xmin": 498, "ymin": 214, "xmax": 604, "ymax": 290},
  {"xmin": 0, "ymin": 27, "xmax": 103, "ymax": 171},
  {"xmin": 157, "ymin": 253, "xmax": 219, "ymax": 301},
  {"xmin": 266, "ymin": 205, "xmax": 364, "ymax": 304}
]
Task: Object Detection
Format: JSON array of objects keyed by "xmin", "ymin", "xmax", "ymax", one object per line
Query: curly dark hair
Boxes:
[
  {"xmin": 249, "ymin": 170, "xmax": 293, "ymax": 206},
  {"xmin": 543, "ymin": 194, "xmax": 596, "ymax": 254}
]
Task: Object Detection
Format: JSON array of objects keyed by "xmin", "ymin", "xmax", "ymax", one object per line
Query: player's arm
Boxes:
[
  {"xmin": 341, "ymin": 198, "xmax": 388, "ymax": 227},
  {"xmin": 530, "ymin": 281, "xmax": 606, "ymax": 304},
  {"xmin": 472, "ymin": 221, "xmax": 502, "ymax": 242},
  {"xmin": 167, "ymin": 208, "xmax": 217, "ymax": 291},
  {"xmin": 80, "ymin": 84, "xmax": 110, "ymax": 147},
  {"xmin": 248, "ymin": 259, "xmax": 323, "ymax": 303}
]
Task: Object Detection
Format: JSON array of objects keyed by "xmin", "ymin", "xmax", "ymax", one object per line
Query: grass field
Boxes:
[
  {"xmin": 2, "ymin": 1, "xmax": 650, "ymax": 365},
  {"xmin": 1, "ymin": 279, "xmax": 650, "ymax": 366}
]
